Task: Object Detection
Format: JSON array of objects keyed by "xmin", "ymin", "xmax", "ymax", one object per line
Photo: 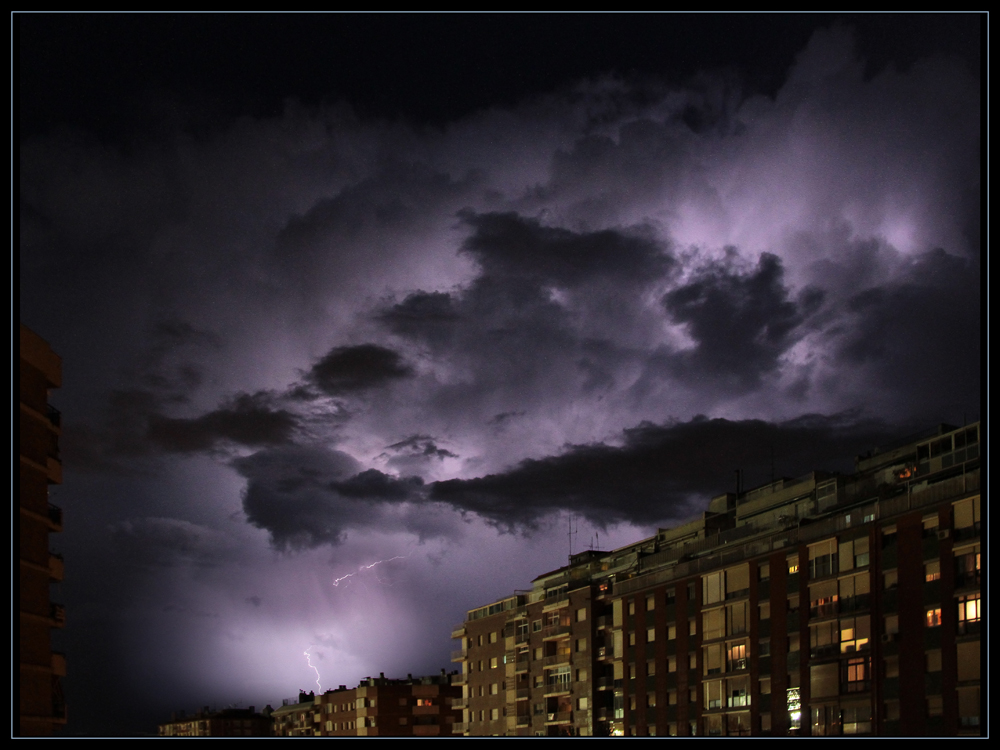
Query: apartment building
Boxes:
[
  {"xmin": 273, "ymin": 674, "xmax": 461, "ymax": 736},
  {"xmin": 158, "ymin": 707, "xmax": 273, "ymax": 736},
  {"xmin": 19, "ymin": 324, "xmax": 67, "ymax": 736},
  {"xmin": 453, "ymin": 422, "xmax": 982, "ymax": 736}
]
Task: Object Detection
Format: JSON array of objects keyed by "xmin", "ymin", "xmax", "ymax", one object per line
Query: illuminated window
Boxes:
[
  {"xmin": 839, "ymin": 615, "xmax": 870, "ymax": 653},
  {"xmin": 667, "ymin": 623, "xmax": 677, "ymax": 640},
  {"xmin": 844, "ymin": 657, "xmax": 870, "ymax": 693},
  {"xmin": 787, "ymin": 555, "xmax": 799, "ymax": 575},
  {"xmin": 647, "ymin": 627, "xmax": 655, "ymax": 643},
  {"xmin": 925, "ymin": 607, "xmax": 942, "ymax": 628},
  {"xmin": 958, "ymin": 593, "xmax": 981, "ymax": 634},
  {"xmin": 925, "ymin": 560, "xmax": 941, "ymax": 582}
]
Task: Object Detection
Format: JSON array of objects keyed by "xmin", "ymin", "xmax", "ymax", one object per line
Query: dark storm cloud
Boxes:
[
  {"xmin": 377, "ymin": 291, "xmax": 460, "ymax": 343},
  {"xmin": 459, "ymin": 210, "xmax": 672, "ymax": 285},
  {"xmin": 662, "ymin": 251, "xmax": 823, "ymax": 391},
  {"xmin": 147, "ymin": 393, "xmax": 299, "ymax": 453},
  {"xmin": 385, "ymin": 435, "xmax": 458, "ymax": 460},
  {"xmin": 306, "ymin": 344, "xmax": 414, "ymax": 396},
  {"xmin": 234, "ymin": 446, "xmax": 457, "ymax": 550},
  {"xmin": 828, "ymin": 248, "xmax": 980, "ymax": 419},
  {"xmin": 431, "ymin": 414, "xmax": 895, "ymax": 529},
  {"xmin": 330, "ymin": 469, "xmax": 425, "ymax": 500},
  {"xmin": 235, "ymin": 445, "xmax": 363, "ymax": 549},
  {"xmin": 110, "ymin": 517, "xmax": 235, "ymax": 567}
]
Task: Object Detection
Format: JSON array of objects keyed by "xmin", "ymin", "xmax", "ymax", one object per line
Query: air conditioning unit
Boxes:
[
  {"xmin": 880, "ymin": 633, "xmax": 896, "ymax": 643},
  {"xmin": 937, "ymin": 529, "xmax": 950, "ymax": 540}
]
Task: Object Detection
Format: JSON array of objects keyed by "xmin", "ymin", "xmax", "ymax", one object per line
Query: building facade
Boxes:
[
  {"xmin": 19, "ymin": 324, "xmax": 67, "ymax": 736},
  {"xmin": 453, "ymin": 422, "xmax": 982, "ymax": 736},
  {"xmin": 158, "ymin": 707, "xmax": 273, "ymax": 736},
  {"xmin": 273, "ymin": 674, "xmax": 461, "ymax": 736}
]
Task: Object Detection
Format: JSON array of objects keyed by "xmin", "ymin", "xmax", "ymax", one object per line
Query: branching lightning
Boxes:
[
  {"xmin": 331, "ymin": 556, "xmax": 406, "ymax": 587},
  {"xmin": 304, "ymin": 646, "xmax": 322, "ymax": 693}
]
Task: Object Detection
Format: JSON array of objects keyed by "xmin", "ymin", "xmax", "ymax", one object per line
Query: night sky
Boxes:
[{"xmin": 18, "ymin": 14, "xmax": 982, "ymax": 736}]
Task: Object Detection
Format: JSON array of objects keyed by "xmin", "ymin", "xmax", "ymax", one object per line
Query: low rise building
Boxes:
[{"xmin": 158, "ymin": 707, "xmax": 272, "ymax": 736}]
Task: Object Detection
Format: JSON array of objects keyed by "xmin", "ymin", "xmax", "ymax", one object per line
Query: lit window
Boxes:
[
  {"xmin": 958, "ymin": 594, "xmax": 980, "ymax": 634},
  {"xmin": 925, "ymin": 607, "xmax": 942, "ymax": 628},
  {"xmin": 925, "ymin": 560, "xmax": 941, "ymax": 582}
]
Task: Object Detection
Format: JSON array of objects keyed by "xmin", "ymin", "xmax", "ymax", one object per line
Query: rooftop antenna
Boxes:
[{"xmin": 568, "ymin": 513, "xmax": 578, "ymax": 559}]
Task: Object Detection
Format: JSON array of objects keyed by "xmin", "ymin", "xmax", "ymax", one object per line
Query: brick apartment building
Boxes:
[
  {"xmin": 158, "ymin": 707, "xmax": 273, "ymax": 736},
  {"xmin": 453, "ymin": 422, "xmax": 982, "ymax": 736},
  {"xmin": 272, "ymin": 673, "xmax": 461, "ymax": 736},
  {"xmin": 19, "ymin": 324, "xmax": 67, "ymax": 736}
]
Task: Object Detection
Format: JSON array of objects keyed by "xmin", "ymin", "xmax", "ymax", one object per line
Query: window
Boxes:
[
  {"xmin": 647, "ymin": 659, "xmax": 655, "ymax": 677},
  {"xmin": 646, "ymin": 627, "xmax": 655, "ymax": 643},
  {"xmin": 759, "ymin": 562, "xmax": 770, "ymax": 581},
  {"xmin": 884, "ymin": 615, "xmax": 899, "ymax": 636},
  {"xmin": 787, "ymin": 554, "xmax": 800, "ymax": 575},
  {"xmin": 925, "ymin": 560, "xmax": 941, "ymax": 582},
  {"xmin": 726, "ymin": 601, "xmax": 748, "ymax": 635},
  {"xmin": 490, "ymin": 683, "xmax": 498, "ymax": 695},
  {"xmin": 842, "ymin": 704, "xmax": 872, "ymax": 734},
  {"xmin": 839, "ymin": 537, "xmax": 870, "ymax": 571},
  {"xmin": 575, "ymin": 637, "xmax": 587, "ymax": 653},
  {"xmin": 958, "ymin": 593, "xmax": 981, "ymax": 634},
  {"xmin": 703, "ymin": 571, "xmax": 724, "ymax": 605},
  {"xmin": 490, "ymin": 631, "xmax": 498, "ymax": 643},
  {"xmin": 646, "ymin": 594, "xmax": 655, "ymax": 611},
  {"xmin": 532, "ymin": 620, "xmax": 542, "ymax": 632},
  {"xmin": 840, "ymin": 615, "xmax": 871, "ymax": 653},
  {"xmin": 726, "ymin": 642, "xmax": 747, "ymax": 671},
  {"xmin": 667, "ymin": 656, "xmax": 676, "ymax": 673},
  {"xmin": 665, "ymin": 588, "xmax": 676, "ymax": 604},
  {"xmin": 927, "ymin": 695, "xmax": 943, "ymax": 718},
  {"xmin": 628, "ymin": 600, "xmax": 635, "ymax": 616},
  {"xmin": 844, "ymin": 657, "xmax": 870, "ymax": 693},
  {"xmin": 628, "ymin": 631, "xmax": 636, "ymax": 647},
  {"xmin": 925, "ymin": 607, "xmax": 942, "ymax": 628},
  {"xmin": 703, "ymin": 608, "xmax": 724, "ymax": 640},
  {"xmin": 490, "ymin": 656, "xmax": 498, "ymax": 669},
  {"xmin": 759, "ymin": 601, "xmax": 771, "ymax": 621},
  {"xmin": 808, "ymin": 540, "xmax": 837, "ymax": 579},
  {"xmin": 576, "ymin": 608, "xmax": 586, "ymax": 622},
  {"xmin": 883, "ymin": 569, "xmax": 898, "ymax": 589},
  {"xmin": 955, "ymin": 546, "xmax": 981, "ymax": 587},
  {"xmin": 667, "ymin": 623, "xmax": 677, "ymax": 640},
  {"xmin": 926, "ymin": 650, "xmax": 942, "ymax": 672}
]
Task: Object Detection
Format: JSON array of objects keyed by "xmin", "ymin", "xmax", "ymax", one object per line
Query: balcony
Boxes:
[
  {"xmin": 47, "ymin": 504, "xmax": 63, "ymax": 532},
  {"xmin": 545, "ymin": 711, "xmax": 572, "ymax": 725},
  {"xmin": 49, "ymin": 552, "xmax": 64, "ymax": 582},
  {"xmin": 51, "ymin": 651, "xmax": 67, "ymax": 677},
  {"xmin": 451, "ymin": 648, "xmax": 467, "ymax": 662}
]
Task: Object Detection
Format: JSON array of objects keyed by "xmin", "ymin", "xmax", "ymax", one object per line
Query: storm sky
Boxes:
[{"xmin": 18, "ymin": 14, "xmax": 981, "ymax": 735}]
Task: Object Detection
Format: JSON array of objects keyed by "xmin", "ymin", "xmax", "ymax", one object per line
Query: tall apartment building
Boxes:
[
  {"xmin": 273, "ymin": 674, "xmax": 461, "ymax": 736},
  {"xmin": 453, "ymin": 422, "xmax": 982, "ymax": 736},
  {"xmin": 19, "ymin": 324, "xmax": 67, "ymax": 736}
]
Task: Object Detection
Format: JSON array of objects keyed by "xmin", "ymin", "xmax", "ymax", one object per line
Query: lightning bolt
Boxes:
[
  {"xmin": 332, "ymin": 556, "xmax": 406, "ymax": 587},
  {"xmin": 304, "ymin": 646, "xmax": 322, "ymax": 693}
]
